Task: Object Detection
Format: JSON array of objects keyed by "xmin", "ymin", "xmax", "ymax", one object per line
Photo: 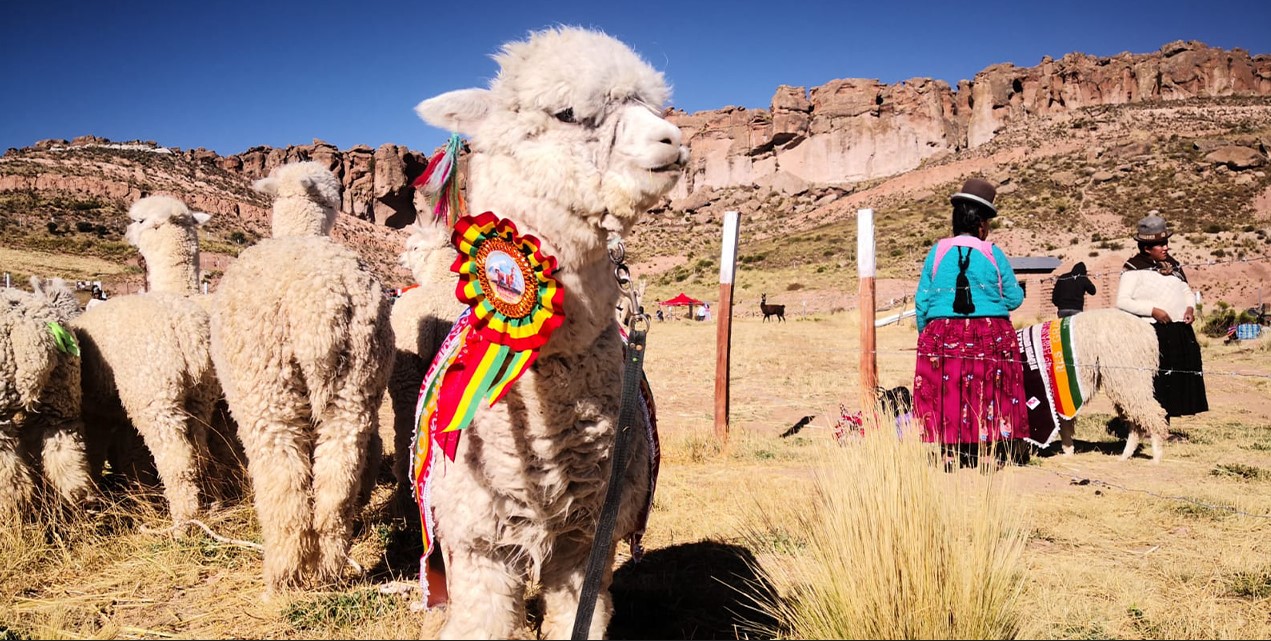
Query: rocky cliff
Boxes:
[
  {"xmin": 11, "ymin": 135, "xmax": 432, "ymax": 229},
  {"xmin": 667, "ymin": 40, "xmax": 1271, "ymax": 202}
]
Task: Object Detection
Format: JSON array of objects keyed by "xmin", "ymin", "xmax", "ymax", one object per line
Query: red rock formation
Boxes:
[{"xmin": 668, "ymin": 41, "xmax": 1271, "ymax": 198}]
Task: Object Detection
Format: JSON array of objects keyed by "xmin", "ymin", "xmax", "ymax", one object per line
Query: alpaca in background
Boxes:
[
  {"xmin": 0, "ymin": 278, "xmax": 93, "ymax": 521},
  {"xmin": 760, "ymin": 293, "xmax": 785, "ymax": 322},
  {"xmin": 72, "ymin": 195, "xmax": 224, "ymax": 528},
  {"xmin": 210, "ymin": 161, "xmax": 393, "ymax": 595},
  {"xmin": 1019, "ymin": 308, "xmax": 1169, "ymax": 462}
]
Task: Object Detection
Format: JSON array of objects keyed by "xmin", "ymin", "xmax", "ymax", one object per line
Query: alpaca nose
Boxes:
[{"xmin": 621, "ymin": 105, "xmax": 686, "ymax": 169}]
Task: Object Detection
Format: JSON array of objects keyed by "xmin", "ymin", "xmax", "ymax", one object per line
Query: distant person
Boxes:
[
  {"xmin": 86, "ymin": 285, "xmax": 107, "ymax": 310},
  {"xmin": 696, "ymin": 305, "xmax": 707, "ymax": 322},
  {"xmin": 912, "ymin": 178, "xmax": 1028, "ymax": 469},
  {"xmin": 1051, "ymin": 261, "xmax": 1097, "ymax": 318},
  {"xmin": 655, "ymin": 308, "xmax": 664, "ymax": 322},
  {"xmin": 1115, "ymin": 212, "xmax": 1207, "ymax": 420}
]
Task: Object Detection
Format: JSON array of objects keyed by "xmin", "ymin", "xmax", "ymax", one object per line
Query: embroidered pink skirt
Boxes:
[{"xmin": 913, "ymin": 317, "xmax": 1029, "ymax": 445}]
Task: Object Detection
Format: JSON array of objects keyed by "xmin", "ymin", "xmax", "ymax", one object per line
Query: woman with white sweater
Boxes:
[{"xmin": 1115, "ymin": 212, "xmax": 1208, "ymax": 419}]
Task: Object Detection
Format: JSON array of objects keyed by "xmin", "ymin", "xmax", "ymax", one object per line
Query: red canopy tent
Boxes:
[{"xmin": 659, "ymin": 292, "xmax": 705, "ymax": 320}]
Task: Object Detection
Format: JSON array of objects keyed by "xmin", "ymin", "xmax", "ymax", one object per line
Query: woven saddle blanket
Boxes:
[{"xmin": 1017, "ymin": 317, "xmax": 1087, "ymax": 449}]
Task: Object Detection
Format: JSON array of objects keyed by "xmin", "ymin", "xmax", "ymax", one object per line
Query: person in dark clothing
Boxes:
[{"xmin": 1051, "ymin": 261, "xmax": 1097, "ymax": 318}]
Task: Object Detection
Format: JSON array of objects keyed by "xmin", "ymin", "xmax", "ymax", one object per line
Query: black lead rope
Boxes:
[{"xmin": 571, "ymin": 327, "xmax": 647, "ymax": 640}]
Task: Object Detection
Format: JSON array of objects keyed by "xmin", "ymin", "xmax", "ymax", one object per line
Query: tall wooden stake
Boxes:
[
  {"xmin": 715, "ymin": 210, "xmax": 741, "ymax": 443},
  {"xmin": 858, "ymin": 208, "xmax": 878, "ymax": 409}
]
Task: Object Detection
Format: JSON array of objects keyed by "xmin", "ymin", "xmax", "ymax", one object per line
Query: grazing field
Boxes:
[{"xmin": 2, "ymin": 312, "xmax": 1269, "ymax": 639}]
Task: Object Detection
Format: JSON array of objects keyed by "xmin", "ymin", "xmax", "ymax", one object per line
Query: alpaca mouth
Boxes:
[{"xmin": 650, "ymin": 159, "xmax": 686, "ymax": 173}]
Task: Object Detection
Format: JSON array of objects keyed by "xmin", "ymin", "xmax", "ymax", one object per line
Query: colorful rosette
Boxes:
[{"xmin": 450, "ymin": 211, "xmax": 565, "ymax": 353}]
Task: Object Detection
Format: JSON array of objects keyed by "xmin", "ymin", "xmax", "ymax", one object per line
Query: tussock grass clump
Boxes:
[{"xmin": 743, "ymin": 424, "xmax": 1027, "ymax": 640}]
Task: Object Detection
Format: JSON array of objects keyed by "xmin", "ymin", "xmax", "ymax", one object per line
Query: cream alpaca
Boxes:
[
  {"xmin": 0, "ymin": 278, "xmax": 92, "ymax": 521},
  {"xmin": 73, "ymin": 195, "xmax": 221, "ymax": 528},
  {"xmin": 210, "ymin": 161, "xmax": 393, "ymax": 594},
  {"xmin": 387, "ymin": 221, "xmax": 463, "ymax": 498},
  {"xmin": 1037, "ymin": 308, "xmax": 1170, "ymax": 462},
  {"xmin": 414, "ymin": 26, "xmax": 687, "ymax": 639}
]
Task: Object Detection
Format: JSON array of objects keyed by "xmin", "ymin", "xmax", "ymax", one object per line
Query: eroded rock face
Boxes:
[
  {"xmin": 668, "ymin": 41, "xmax": 1271, "ymax": 198},
  {"xmin": 215, "ymin": 139, "xmax": 430, "ymax": 228}
]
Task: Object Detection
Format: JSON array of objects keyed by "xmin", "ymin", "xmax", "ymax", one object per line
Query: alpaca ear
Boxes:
[
  {"xmin": 252, "ymin": 176, "xmax": 278, "ymax": 196},
  {"xmin": 192, "ymin": 212, "xmax": 212, "ymax": 226},
  {"xmin": 415, "ymin": 88, "xmax": 492, "ymax": 135},
  {"xmin": 29, "ymin": 275, "xmax": 43, "ymax": 293}
]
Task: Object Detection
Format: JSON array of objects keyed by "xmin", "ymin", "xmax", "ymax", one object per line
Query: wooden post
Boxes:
[
  {"xmin": 858, "ymin": 208, "xmax": 878, "ymax": 410},
  {"xmin": 715, "ymin": 210, "xmax": 741, "ymax": 443}
]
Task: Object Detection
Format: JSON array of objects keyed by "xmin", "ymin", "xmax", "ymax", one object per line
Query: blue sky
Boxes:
[{"xmin": 2, "ymin": 0, "xmax": 1268, "ymax": 156}]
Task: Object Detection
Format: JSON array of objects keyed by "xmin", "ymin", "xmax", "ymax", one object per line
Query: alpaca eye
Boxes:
[{"xmin": 554, "ymin": 108, "xmax": 576, "ymax": 124}]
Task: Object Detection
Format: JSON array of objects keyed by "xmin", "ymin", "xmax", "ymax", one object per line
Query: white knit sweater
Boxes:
[{"xmin": 1116, "ymin": 268, "xmax": 1194, "ymax": 322}]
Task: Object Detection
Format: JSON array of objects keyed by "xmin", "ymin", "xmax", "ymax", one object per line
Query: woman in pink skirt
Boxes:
[{"xmin": 912, "ymin": 179, "xmax": 1028, "ymax": 469}]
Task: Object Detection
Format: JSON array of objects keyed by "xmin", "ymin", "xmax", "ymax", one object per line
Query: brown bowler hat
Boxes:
[{"xmin": 950, "ymin": 178, "xmax": 998, "ymax": 217}]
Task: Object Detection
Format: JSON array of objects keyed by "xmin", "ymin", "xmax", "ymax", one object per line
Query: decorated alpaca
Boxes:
[
  {"xmin": 387, "ymin": 222, "xmax": 464, "ymax": 500},
  {"xmin": 1018, "ymin": 308, "xmax": 1169, "ymax": 461},
  {"xmin": 72, "ymin": 195, "xmax": 225, "ymax": 527},
  {"xmin": 210, "ymin": 161, "xmax": 393, "ymax": 595},
  {"xmin": 0, "ymin": 278, "xmax": 92, "ymax": 521},
  {"xmin": 412, "ymin": 26, "xmax": 687, "ymax": 639}
]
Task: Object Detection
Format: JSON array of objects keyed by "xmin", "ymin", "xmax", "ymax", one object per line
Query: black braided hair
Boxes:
[{"xmin": 951, "ymin": 200, "xmax": 991, "ymax": 237}]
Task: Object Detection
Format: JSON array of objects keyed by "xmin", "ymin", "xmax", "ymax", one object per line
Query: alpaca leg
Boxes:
[
  {"xmin": 129, "ymin": 405, "xmax": 206, "ymax": 527},
  {"xmin": 1149, "ymin": 432, "xmax": 1164, "ymax": 463},
  {"xmin": 0, "ymin": 424, "xmax": 36, "ymax": 521},
  {"xmin": 240, "ymin": 417, "xmax": 316, "ymax": 594},
  {"xmin": 357, "ymin": 430, "xmax": 381, "ymax": 511},
  {"xmin": 311, "ymin": 405, "xmax": 374, "ymax": 583},
  {"xmin": 539, "ymin": 541, "xmax": 614, "ymax": 641},
  {"xmin": 1059, "ymin": 418, "xmax": 1075, "ymax": 456},
  {"xmin": 1101, "ymin": 368, "xmax": 1168, "ymax": 463},
  {"xmin": 438, "ymin": 545, "xmax": 524, "ymax": 640},
  {"xmin": 1120, "ymin": 429, "xmax": 1141, "ymax": 461},
  {"xmin": 39, "ymin": 419, "xmax": 94, "ymax": 506}
]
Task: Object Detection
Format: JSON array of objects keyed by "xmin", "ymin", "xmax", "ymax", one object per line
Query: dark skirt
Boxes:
[
  {"xmin": 1154, "ymin": 322, "xmax": 1208, "ymax": 417},
  {"xmin": 913, "ymin": 317, "xmax": 1030, "ymax": 445}
]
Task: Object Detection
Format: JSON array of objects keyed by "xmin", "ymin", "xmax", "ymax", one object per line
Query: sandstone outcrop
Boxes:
[{"xmin": 667, "ymin": 41, "xmax": 1271, "ymax": 201}]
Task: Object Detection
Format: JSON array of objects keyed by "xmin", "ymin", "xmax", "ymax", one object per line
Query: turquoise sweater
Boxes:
[{"xmin": 914, "ymin": 237, "xmax": 1024, "ymax": 333}]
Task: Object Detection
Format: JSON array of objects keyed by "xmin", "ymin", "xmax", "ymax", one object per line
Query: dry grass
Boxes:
[
  {"xmin": 0, "ymin": 247, "xmax": 134, "ymax": 283},
  {"xmin": 740, "ymin": 429, "xmax": 1027, "ymax": 640}
]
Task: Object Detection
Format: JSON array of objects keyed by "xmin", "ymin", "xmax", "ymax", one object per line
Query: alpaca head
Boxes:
[
  {"xmin": 414, "ymin": 26, "xmax": 688, "ymax": 255},
  {"xmin": 252, "ymin": 161, "xmax": 342, "ymax": 237},
  {"xmin": 124, "ymin": 195, "xmax": 211, "ymax": 254},
  {"xmin": 124, "ymin": 195, "xmax": 211, "ymax": 293},
  {"xmin": 399, "ymin": 220, "xmax": 456, "ymax": 285},
  {"xmin": 29, "ymin": 276, "xmax": 81, "ymax": 322}
]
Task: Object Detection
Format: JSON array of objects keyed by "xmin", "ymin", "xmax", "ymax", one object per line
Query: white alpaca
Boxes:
[
  {"xmin": 72, "ymin": 195, "xmax": 222, "ymax": 527},
  {"xmin": 414, "ymin": 26, "xmax": 687, "ymax": 639},
  {"xmin": 1022, "ymin": 308, "xmax": 1169, "ymax": 462},
  {"xmin": 210, "ymin": 161, "xmax": 393, "ymax": 594},
  {"xmin": 0, "ymin": 278, "xmax": 92, "ymax": 520},
  {"xmin": 387, "ymin": 222, "xmax": 463, "ymax": 498}
]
